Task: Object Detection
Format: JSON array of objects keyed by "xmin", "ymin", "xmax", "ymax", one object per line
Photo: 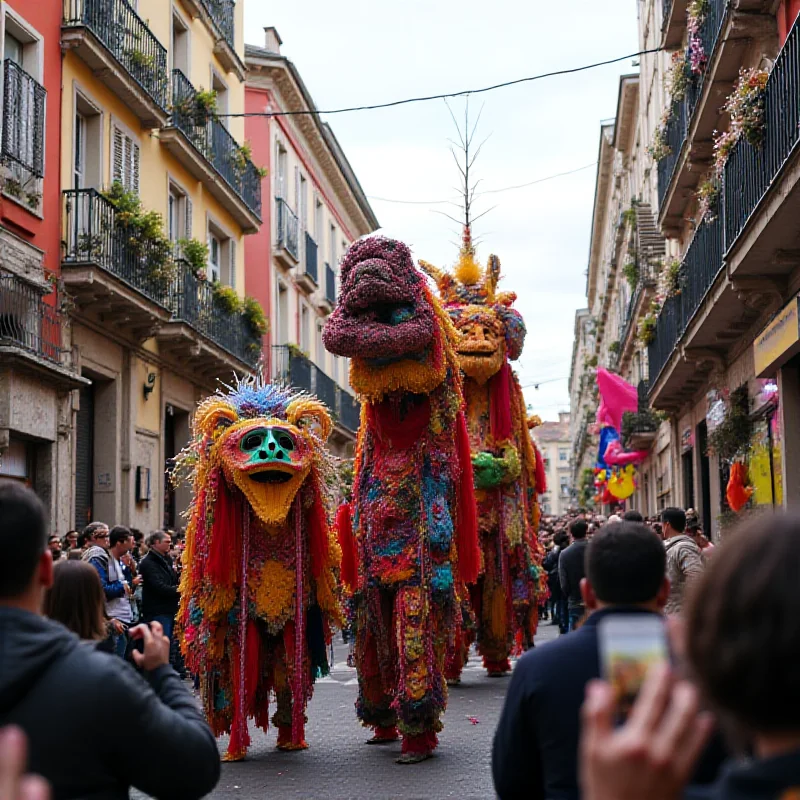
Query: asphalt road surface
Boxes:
[{"xmin": 204, "ymin": 621, "xmax": 561, "ymax": 800}]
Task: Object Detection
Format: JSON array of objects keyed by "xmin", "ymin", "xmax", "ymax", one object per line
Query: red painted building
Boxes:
[
  {"xmin": 0, "ymin": 0, "xmax": 85, "ymax": 527},
  {"xmin": 244, "ymin": 29, "xmax": 379, "ymax": 456}
]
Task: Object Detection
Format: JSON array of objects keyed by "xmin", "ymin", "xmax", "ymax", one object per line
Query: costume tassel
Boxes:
[
  {"xmin": 292, "ymin": 496, "xmax": 305, "ymax": 746},
  {"xmin": 490, "ymin": 362, "xmax": 513, "ymax": 441},
  {"xmin": 244, "ymin": 619, "xmax": 260, "ymax": 713},
  {"xmin": 335, "ymin": 503, "xmax": 357, "ymax": 590},
  {"xmin": 227, "ymin": 504, "xmax": 251, "ymax": 760},
  {"xmin": 308, "ymin": 482, "xmax": 329, "ymax": 580},
  {"xmin": 208, "ymin": 474, "xmax": 238, "ymax": 585},
  {"xmin": 455, "ymin": 411, "xmax": 480, "ymax": 585},
  {"xmin": 533, "ymin": 442, "xmax": 547, "ymax": 494}
]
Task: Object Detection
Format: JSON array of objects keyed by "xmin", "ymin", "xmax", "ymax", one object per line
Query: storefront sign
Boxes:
[{"xmin": 754, "ymin": 295, "xmax": 800, "ymax": 377}]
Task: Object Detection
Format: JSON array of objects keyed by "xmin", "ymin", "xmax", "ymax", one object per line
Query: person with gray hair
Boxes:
[{"xmin": 138, "ymin": 530, "xmax": 179, "ymax": 641}]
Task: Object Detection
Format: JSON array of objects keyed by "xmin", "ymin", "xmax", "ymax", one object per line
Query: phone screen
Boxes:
[{"xmin": 598, "ymin": 614, "xmax": 668, "ymax": 722}]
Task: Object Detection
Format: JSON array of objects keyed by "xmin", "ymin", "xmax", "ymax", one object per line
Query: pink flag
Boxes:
[{"xmin": 595, "ymin": 368, "xmax": 638, "ymax": 432}]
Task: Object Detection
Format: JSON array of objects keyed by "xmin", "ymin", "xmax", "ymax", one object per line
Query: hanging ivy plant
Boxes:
[
  {"xmin": 708, "ymin": 386, "xmax": 752, "ymax": 463},
  {"xmin": 242, "ymin": 295, "xmax": 269, "ymax": 337},
  {"xmin": 211, "ymin": 282, "xmax": 242, "ymax": 315},
  {"xmin": 622, "ymin": 256, "xmax": 639, "ymax": 288}
]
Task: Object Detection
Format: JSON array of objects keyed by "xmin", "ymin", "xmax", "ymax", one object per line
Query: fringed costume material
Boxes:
[
  {"xmin": 323, "ymin": 236, "xmax": 480, "ymax": 762},
  {"xmin": 421, "ymin": 227, "xmax": 545, "ymax": 678},
  {"xmin": 174, "ymin": 378, "xmax": 342, "ymax": 761}
]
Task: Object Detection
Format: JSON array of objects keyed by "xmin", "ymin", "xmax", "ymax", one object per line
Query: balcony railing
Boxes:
[
  {"xmin": 304, "ymin": 232, "xmax": 318, "ymax": 284},
  {"xmin": 275, "ymin": 198, "xmax": 299, "ymax": 260},
  {"xmin": 170, "ymin": 70, "xmax": 262, "ymax": 218},
  {"xmin": 63, "ymin": 0, "xmax": 169, "ymax": 111},
  {"xmin": 170, "ymin": 265, "xmax": 260, "ymax": 367},
  {"xmin": 272, "ymin": 345, "xmax": 361, "ymax": 433},
  {"xmin": 647, "ymin": 214, "xmax": 724, "ymax": 386},
  {"xmin": 1, "ymin": 60, "xmax": 46, "ymax": 180},
  {"xmin": 0, "ymin": 275, "xmax": 63, "ymax": 365},
  {"xmin": 63, "ymin": 188, "xmax": 173, "ymax": 308},
  {"xmin": 325, "ymin": 262, "xmax": 336, "ymax": 305},
  {"xmin": 200, "ymin": 0, "xmax": 235, "ymax": 51},
  {"xmin": 724, "ymin": 16, "xmax": 800, "ymax": 249},
  {"xmin": 657, "ymin": 0, "xmax": 728, "ymax": 209}
]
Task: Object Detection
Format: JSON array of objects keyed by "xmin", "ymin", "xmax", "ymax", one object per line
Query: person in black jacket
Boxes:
[
  {"xmin": 139, "ymin": 530, "xmax": 179, "ymax": 641},
  {"xmin": 558, "ymin": 519, "xmax": 590, "ymax": 631},
  {"xmin": 0, "ymin": 481, "xmax": 220, "ymax": 800},
  {"xmin": 492, "ymin": 521, "xmax": 671, "ymax": 800},
  {"xmin": 543, "ymin": 532, "xmax": 568, "ymax": 633}
]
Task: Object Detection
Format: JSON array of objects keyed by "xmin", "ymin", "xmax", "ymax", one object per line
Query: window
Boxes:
[
  {"xmin": 559, "ymin": 449, "xmax": 568, "ymax": 462},
  {"xmin": 74, "ymin": 113, "xmax": 86, "ymax": 189},
  {"xmin": 329, "ymin": 224, "xmax": 336, "ymax": 265},
  {"xmin": 111, "ymin": 123, "xmax": 139, "ymax": 193},
  {"xmin": 168, "ymin": 182, "xmax": 190, "ymax": 242},
  {"xmin": 171, "ymin": 9, "xmax": 190, "ymax": 75},
  {"xmin": 277, "ymin": 282, "xmax": 289, "ymax": 347},
  {"xmin": 275, "ymin": 141, "xmax": 287, "ymax": 199},
  {"xmin": 300, "ymin": 303, "xmax": 310, "ymax": 353},
  {"xmin": 211, "ymin": 70, "xmax": 228, "ymax": 125},
  {"xmin": 4, "ymin": 31, "xmax": 23, "ymax": 65},
  {"xmin": 316, "ymin": 322, "xmax": 324, "ymax": 370},
  {"xmin": 73, "ymin": 92, "xmax": 102, "ymax": 190},
  {"xmin": 314, "ymin": 196, "xmax": 324, "ymax": 241},
  {"xmin": 207, "ymin": 233, "xmax": 221, "ymax": 282}
]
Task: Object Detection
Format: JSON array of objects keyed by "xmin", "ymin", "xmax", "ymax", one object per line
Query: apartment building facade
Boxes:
[
  {"xmin": 59, "ymin": 0, "xmax": 265, "ymax": 532},
  {"xmin": 571, "ymin": 0, "xmax": 800, "ymax": 533},
  {"xmin": 244, "ymin": 28, "xmax": 379, "ymax": 458},
  {"xmin": 0, "ymin": 0, "xmax": 85, "ymax": 532}
]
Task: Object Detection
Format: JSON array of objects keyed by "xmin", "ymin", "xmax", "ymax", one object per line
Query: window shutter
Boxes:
[
  {"xmin": 228, "ymin": 238, "xmax": 236, "ymax": 288},
  {"xmin": 131, "ymin": 138, "xmax": 140, "ymax": 194},
  {"xmin": 184, "ymin": 196, "xmax": 193, "ymax": 239},
  {"xmin": 112, "ymin": 126, "xmax": 124, "ymax": 185}
]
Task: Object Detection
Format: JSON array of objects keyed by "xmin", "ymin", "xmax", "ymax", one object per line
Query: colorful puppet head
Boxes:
[
  {"xmin": 421, "ymin": 227, "xmax": 526, "ymax": 386},
  {"xmin": 186, "ymin": 379, "xmax": 333, "ymax": 527},
  {"xmin": 323, "ymin": 236, "xmax": 459, "ymax": 402}
]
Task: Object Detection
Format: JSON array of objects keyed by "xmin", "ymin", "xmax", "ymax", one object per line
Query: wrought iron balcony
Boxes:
[
  {"xmin": 272, "ymin": 345, "xmax": 361, "ymax": 434},
  {"xmin": 297, "ymin": 232, "xmax": 318, "ymax": 291},
  {"xmin": 275, "ymin": 198, "xmax": 299, "ymax": 264},
  {"xmin": 0, "ymin": 274, "xmax": 62, "ymax": 365},
  {"xmin": 62, "ymin": 0, "xmax": 169, "ymax": 126},
  {"xmin": 63, "ymin": 188, "xmax": 173, "ymax": 309},
  {"xmin": 62, "ymin": 189, "xmax": 258, "ymax": 370},
  {"xmin": 169, "ymin": 266, "xmax": 260, "ymax": 367},
  {"xmin": 723, "ymin": 17, "xmax": 800, "ymax": 252},
  {"xmin": 1, "ymin": 60, "xmax": 46, "ymax": 184},
  {"xmin": 200, "ymin": 0, "xmax": 235, "ymax": 51},
  {"xmin": 656, "ymin": 0, "xmax": 728, "ymax": 217},
  {"xmin": 325, "ymin": 262, "xmax": 336, "ymax": 306},
  {"xmin": 647, "ymin": 213, "xmax": 724, "ymax": 388},
  {"xmin": 165, "ymin": 69, "xmax": 262, "ymax": 228}
]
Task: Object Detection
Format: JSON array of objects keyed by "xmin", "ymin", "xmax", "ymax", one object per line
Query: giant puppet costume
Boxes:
[
  {"xmin": 421, "ymin": 228, "xmax": 544, "ymax": 677},
  {"xmin": 323, "ymin": 236, "xmax": 480, "ymax": 763},
  {"xmin": 175, "ymin": 378, "xmax": 342, "ymax": 761}
]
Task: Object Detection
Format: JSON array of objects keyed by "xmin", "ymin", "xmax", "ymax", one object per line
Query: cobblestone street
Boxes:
[{"xmin": 205, "ymin": 623, "xmax": 560, "ymax": 799}]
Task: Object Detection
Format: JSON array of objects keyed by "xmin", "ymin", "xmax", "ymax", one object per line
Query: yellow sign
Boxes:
[{"xmin": 754, "ymin": 296, "xmax": 800, "ymax": 377}]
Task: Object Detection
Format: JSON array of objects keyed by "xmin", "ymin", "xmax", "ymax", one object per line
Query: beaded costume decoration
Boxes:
[
  {"xmin": 174, "ymin": 377, "xmax": 342, "ymax": 761},
  {"xmin": 421, "ymin": 227, "xmax": 545, "ymax": 677},
  {"xmin": 324, "ymin": 236, "xmax": 480, "ymax": 763}
]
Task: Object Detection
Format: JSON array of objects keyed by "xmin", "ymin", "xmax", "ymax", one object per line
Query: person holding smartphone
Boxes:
[{"xmin": 493, "ymin": 521, "xmax": 670, "ymax": 800}]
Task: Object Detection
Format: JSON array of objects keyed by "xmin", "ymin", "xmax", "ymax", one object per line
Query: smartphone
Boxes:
[{"xmin": 598, "ymin": 614, "xmax": 669, "ymax": 723}]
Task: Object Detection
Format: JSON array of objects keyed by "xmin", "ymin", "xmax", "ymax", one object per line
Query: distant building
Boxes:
[{"xmin": 532, "ymin": 412, "xmax": 572, "ymax": 517}]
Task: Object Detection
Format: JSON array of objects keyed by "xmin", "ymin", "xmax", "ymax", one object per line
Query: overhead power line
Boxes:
[{"xmin": 220, "ymin": 48, "xmax": 661, "ymax": 118}]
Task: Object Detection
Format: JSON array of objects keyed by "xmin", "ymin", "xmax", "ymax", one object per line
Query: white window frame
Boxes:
[
  {"xmin": 72, "ymin": 84, "xmax": 104, "ymax": 190},
  {"xmin": 170, "ymin": 4, "xmax": 191, "ymax": 76},
  {"xmin": 206, "ymin": 212, "xmax": 236, "ymax": 286}
]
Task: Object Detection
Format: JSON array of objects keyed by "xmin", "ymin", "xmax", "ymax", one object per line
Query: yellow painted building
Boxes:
[{"xmin": 59, "ymin": 0, "xmax": 265, "ymax": 532}]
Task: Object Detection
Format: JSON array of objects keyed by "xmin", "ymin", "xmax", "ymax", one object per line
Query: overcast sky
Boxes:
[{"xmin": 244, "ymin": 2, "xmax": 639, "ymax": 420}]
